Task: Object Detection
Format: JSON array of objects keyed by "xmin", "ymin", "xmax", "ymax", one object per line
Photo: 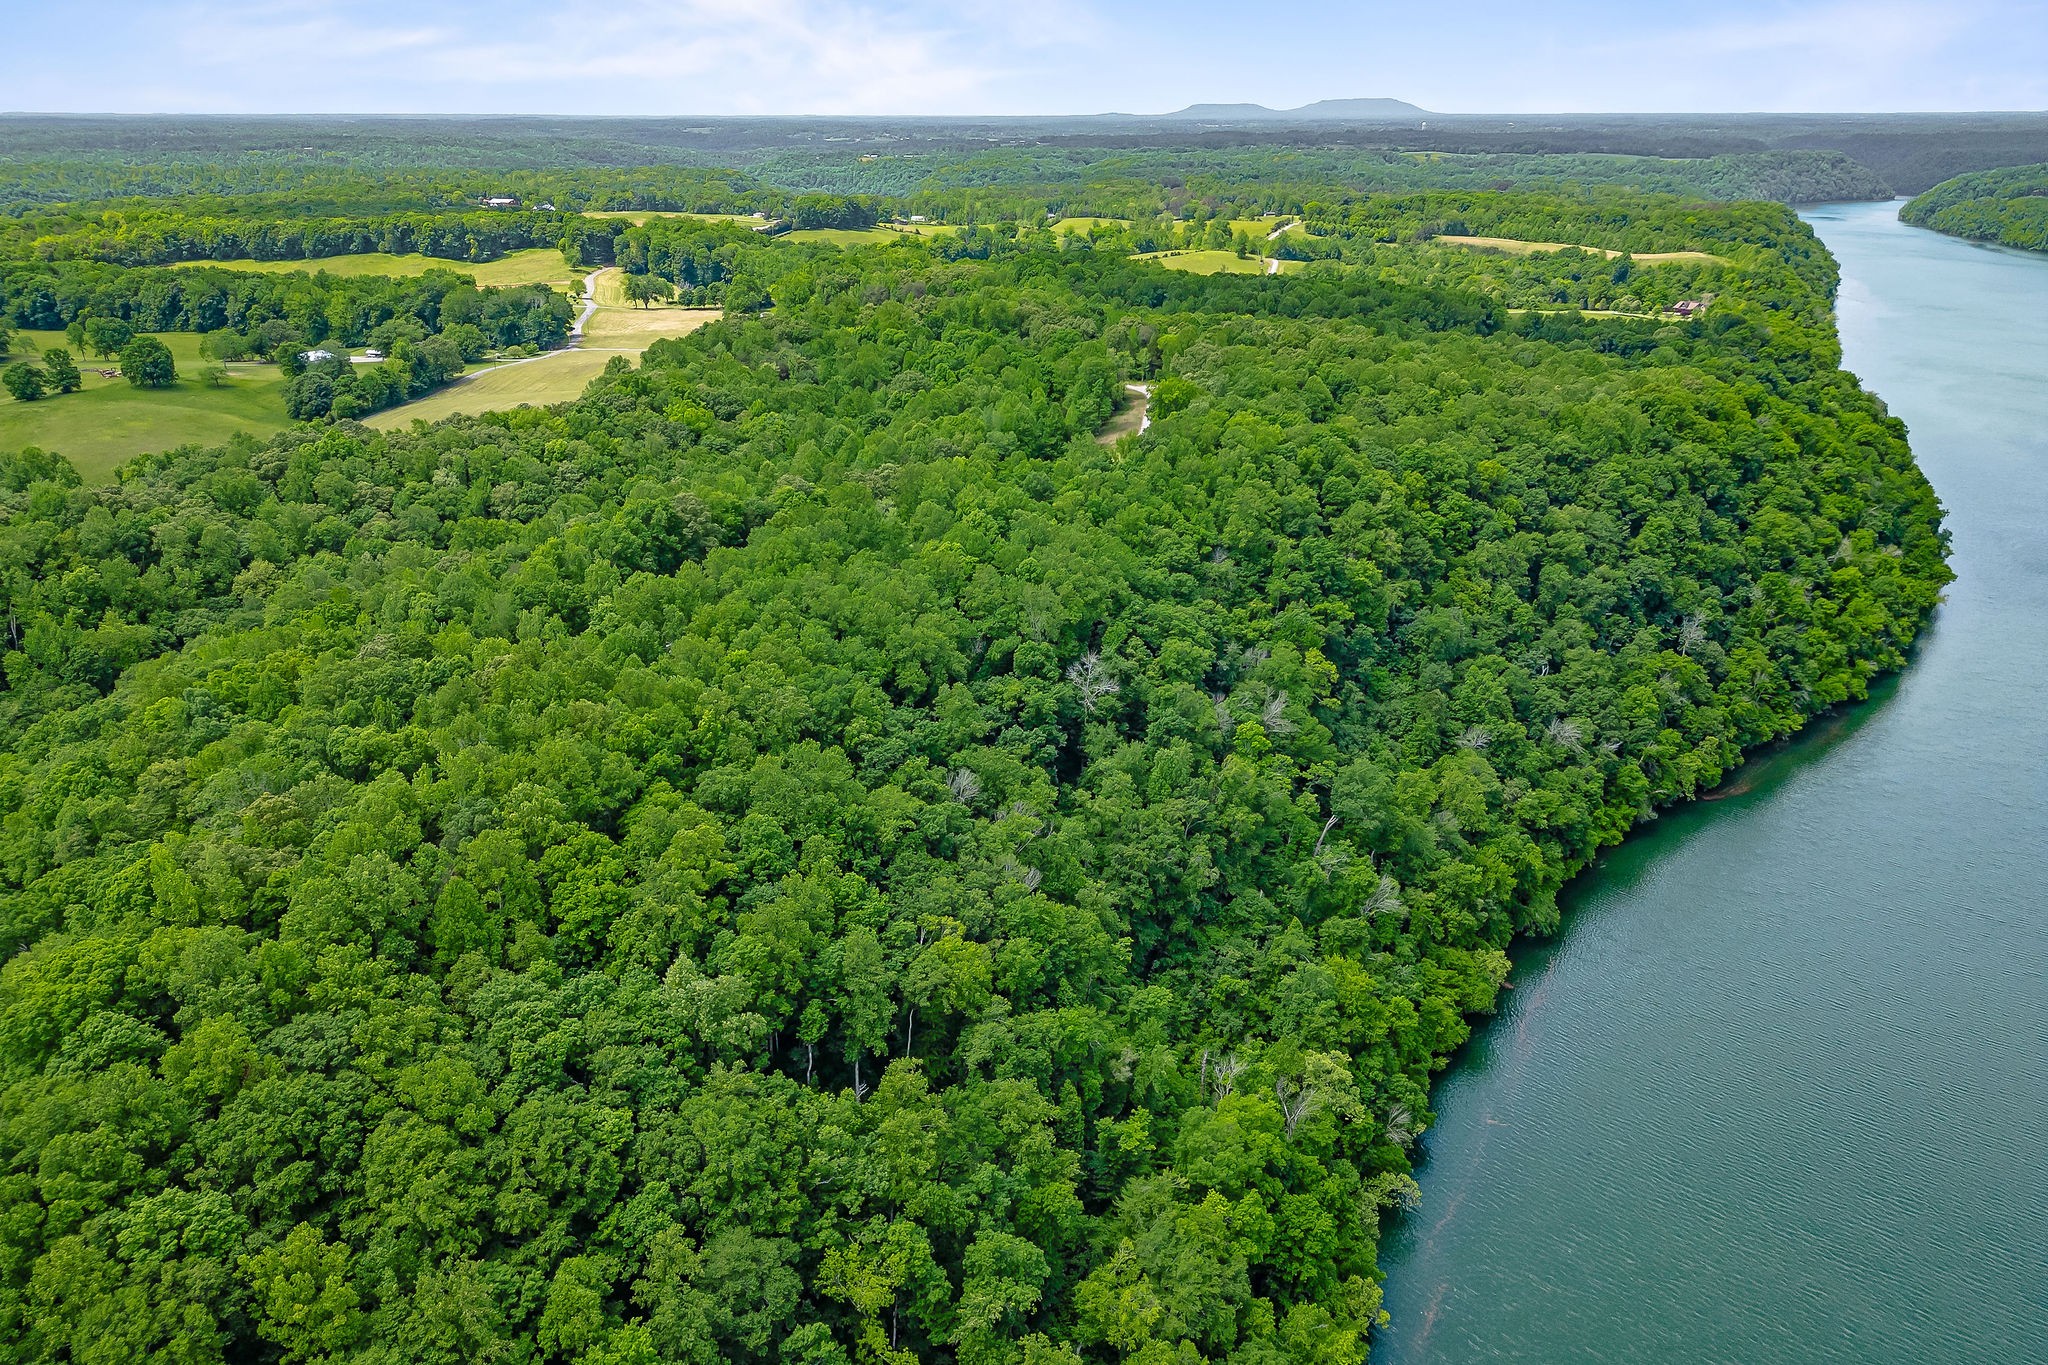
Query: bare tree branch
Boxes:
[{"xmin": 1066, "ymin": 651, "xmax": 1121, "ymax": 713}]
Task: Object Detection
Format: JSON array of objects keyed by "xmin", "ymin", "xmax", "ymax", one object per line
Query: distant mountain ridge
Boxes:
[{"xmin": 1156, "ymin": 98, "xmax": 1430, "ymax": 121}]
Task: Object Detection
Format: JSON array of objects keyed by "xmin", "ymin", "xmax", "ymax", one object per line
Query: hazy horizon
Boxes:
[{"xmin": 10, "ymin": 105, "xmax": 2048, "ymax": 122}]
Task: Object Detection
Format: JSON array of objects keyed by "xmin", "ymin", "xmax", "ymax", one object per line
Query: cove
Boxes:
[{"xmin": 1372, "ymin": 199, "xmax": 2048, "ymax": 1364}]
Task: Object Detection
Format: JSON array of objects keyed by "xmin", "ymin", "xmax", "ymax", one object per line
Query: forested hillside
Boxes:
[
  {"xmin": 0, "ymin": 144, "xmax": 1888, "ymax": 224},
  {"xmin": 0, "ymin": 196, "xmax": 1949, "ymax": 1364},
  {"xmin": 7, "ymin": 208, "xmax": 572, "ymax": 268},
  {"xmin": 772, "ymin": 148, "xmax": 1892, "ymax": 217},
  {"xmin": 1901, "ymin": 164, "xmax": 2048, "ymax": 252}
]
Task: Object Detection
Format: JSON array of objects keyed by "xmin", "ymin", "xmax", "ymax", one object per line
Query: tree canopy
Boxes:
[
  {"xmin": 1901, "ymin": 164, "xmax": 2048, "ymax": 253},
  {"xmin": 0, "ymin": 188, "xmax": 1949, "ymax": 1364}
]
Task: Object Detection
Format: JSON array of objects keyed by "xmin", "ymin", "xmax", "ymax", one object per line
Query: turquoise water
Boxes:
[{"xmin": 1373, "ymin": 199, "xmax": 2048, "ymax": 1364}]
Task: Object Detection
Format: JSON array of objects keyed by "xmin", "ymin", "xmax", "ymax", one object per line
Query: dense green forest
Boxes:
[
  {"xmin": 5, "ymin": 109, "xmax": 2044, "ymax": 208},
  {"xmin": 0, "ymin": 261, "xmax": 572, "ymax": 347},
  {"xmin": 0, "ymin": 170, "xmax": 1951, "ymax": 1365},
  {"xmin": 1901, "ymin": 164, "xmax": 2048, "ymax": 252},
  {"xmin": 810, "ymin": 148, "xmax": 1892, "ymax": 216},
  {"xmin": 8, "ymin": 209, "xmax": 572, "ymax": 268},
  {"xmin": 0, "ymin": 151, "xmax": 1886, "ymax": 227}
]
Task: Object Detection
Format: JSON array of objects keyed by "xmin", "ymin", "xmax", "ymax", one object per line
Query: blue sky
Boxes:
[{"xmin": 5, "ymin": 0, "xmax": 2045, "ymax": 116}]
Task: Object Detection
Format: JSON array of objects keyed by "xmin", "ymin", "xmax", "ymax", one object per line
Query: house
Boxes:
[
  {"xmin": 1671, "ymin": 299, "xmax": 1708, "ymax": 318},
  {"xmin": 361, "ymin": 348, "xmax": 385, "ymax": 361},
  {"xmin": 908, "ymin": 215, "xmax": 928, "ymax": 224},
  {"xmin": 300, "ymin": 348, "xmax": 336, "ymax": 363},
  {"xmin": 482, "ymin": 196, "xmax": 520, "ymax": 208}
]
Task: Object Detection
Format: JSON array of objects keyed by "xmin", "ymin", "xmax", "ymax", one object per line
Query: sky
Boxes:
[{"xmin": 4, "ymin": 0, "xmax": 2046, "ymax": 117}]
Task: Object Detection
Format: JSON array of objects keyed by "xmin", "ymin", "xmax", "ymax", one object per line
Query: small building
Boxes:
[
  {"xmin": 1671, "ymin": 299, "xmax": 1708, "ymax": 318},
  {"xmin": 908, "ymin": 215, "xmax": 928, "ymax": 224},
  {"xmin": 482, "ymin": 196, "xmax": 520, "ymax": 208},
  {"xmin": 300, "ymin": 348, "xmax": 336, "ymax": 363},
  {"xmin": 361, "ymin": 348, "xmax": 385, "ymax": 361}
]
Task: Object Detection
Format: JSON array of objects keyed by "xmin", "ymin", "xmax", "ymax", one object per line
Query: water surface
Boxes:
[{"xmin": 1374, "ymin": 199, "xmax": 2048, "ymax": 1365}]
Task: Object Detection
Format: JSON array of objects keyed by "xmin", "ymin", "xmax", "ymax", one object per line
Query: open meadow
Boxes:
[
  {"xmin": 0, "ymin": 330, "xmax": 287, "ymax": 481},
  {"xmin": 362, "ymin": 350, "xmax": 619, "ymax": 427},
  {"xmin": 781, "ymin": 225, "xmax": 956, "ymax": 245},
  {"xmin": 180, "ymin": 247, "xmax": 580, "ymax": 287},
  {"xmin": 580, "ymin": 304, "xmax": 721, "ymax": 347},
  {"xmin": 1435, "ymin": 234, "xmax": 1730, "ymax": 264},
  {"xmin": 367, "ymin": 272, "xmax": 718, "ymax": 427},
  {"xmin": 1131, "ymin": 249, "xmax": 1305, "ymax": 275},
  {"xmin": 580, "ymin": 210, "xmax": 766, "ymax": 226}
]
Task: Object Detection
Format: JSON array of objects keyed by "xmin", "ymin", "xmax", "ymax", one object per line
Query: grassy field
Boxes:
[
  {"xmin": 1131, "ymin": 250, "xmax": 1304, "ymax": 276},
  {"xmin": 779, "ymin": 224, "xmax": 957, "ymax": 246},
  {"xmin": 0, "ymin": 330, "xmax": 287, "ymax": 482},
  {"xmin": 2, "ymin": 281, "xmax": 725, "ymax": 470},
  {"xmin": 1228, "ymin": 217, "xmax": 1308, "ymax": 240},
  {"xmin": 781, "ymin": 228, "xmax": 896, "ymax": 246},
  {"xmin": 1050, "ymin": 217, "xmax": 1130, "ymax": 234},
  {"xmin": 182, "ymin": 248, "xmax": 579, "ymax": 287},
  {"xmin": 581, "ymin": 305, "xmax": 721, "ymax": 348},
  {"xmin": 590, "ymin": 268, "xmax": 693, "ymax": 310},
  {"xmin": 367, "ymin": 272, "xmax": 719, "ymax": 427},
  {"xmin": 589, "ymin": 268, "xmax": 727, "ymax": 324},
  {"xmin": 363, "ymin": 351, "xmax": 620, "ymax": 428},
  {"xmin": 580, "ymin": 210, "xmax": 766, "ymax": 226},
  {"xmin": 1435, "ymin": 235, "xmax": 1729, "ymax": 265}
]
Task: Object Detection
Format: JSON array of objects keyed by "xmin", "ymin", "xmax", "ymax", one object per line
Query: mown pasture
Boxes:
[
  {"xmin": 180, "ymin": 247, "xmax": 580, "ymax": 287},
  {"xmin": 0, "ymin": 330, "xmax": 288, "ymax": 482}
]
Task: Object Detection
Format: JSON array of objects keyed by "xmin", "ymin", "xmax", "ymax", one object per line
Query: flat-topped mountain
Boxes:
[{"xmin": 1159, "ymin": 97, "xmax": 1430, "ymax": 121}]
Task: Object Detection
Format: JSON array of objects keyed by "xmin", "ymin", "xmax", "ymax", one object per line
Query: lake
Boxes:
[{"xmin": 1372, "ymin": 198, "xmax": 2048, "ymax": 1364}]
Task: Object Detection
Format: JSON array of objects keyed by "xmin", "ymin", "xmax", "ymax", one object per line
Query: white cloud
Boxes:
[
  {"xmin": 1564, "ymin": 0, "xmax": 2039, "ymax": 111},
  {"xmin": 142, "ymin": 0, "xmax": 1099, "ymax": 114},
  {"xmin": 5, "ymin": 0, "xmax": 2042, "ymax": 116}
]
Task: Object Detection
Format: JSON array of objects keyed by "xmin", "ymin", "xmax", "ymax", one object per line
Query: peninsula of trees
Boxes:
[
  {"xmin": 1901, "ymin": 164, "xmax": 2048, "ymax": 253},
  {"xmin": 0, "ymin": 160, "xmax": 1952, "ymax": 1364}
]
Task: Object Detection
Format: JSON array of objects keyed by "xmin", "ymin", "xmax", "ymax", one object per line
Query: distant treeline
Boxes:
[
  {"xmin": 4, "ymin": 110, "xmax": 2044, "ymax": 200},
  {"xmin": 779, "ymin": 148, "xmax": 1894, "ymax": 216},
  {"xmin": 0, "ymin": 157, "xmax": 772, "ymax": 215},
  {"xmin": 6, "ymin": 195, "xmax": 880, "ymax": 276},
  {"xmin": 1901, "ymin": 164, "xmax": 2048, "ymax": 253},
  {"xmin": 1305, "ymin": 191, "xmax": 1837, "ymax": 301},
  {"xmin": 0, "ymin": 158, "xmax": 1888, "ymax": 293},
  {"xmin": 0, "ymin": 146, "xmax": 1894, "ymax": 233},
  {"xmin": 13, "ymin": 209, "xmax": 571, "ymax": 267},
  {"xmin": 0, "ymin": 260, "xmax": 573, "ymax": 348}
]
